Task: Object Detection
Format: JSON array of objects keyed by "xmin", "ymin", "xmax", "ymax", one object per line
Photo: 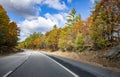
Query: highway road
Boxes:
[
  {"xmin": 0, "ymin": 50, "xmax": 31, "ymax": 77},
  {"xmin": 0, "ymin": 50, "xmax": 120, "ymax": 77},
  {"xmin": 0, "ymin": 50, "xmax": 78, "ymax": 77}
]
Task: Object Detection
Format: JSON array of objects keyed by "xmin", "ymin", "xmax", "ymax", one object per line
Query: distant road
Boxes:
[{"xmin": 0, "ymin": 50, "xmax": 120, "ymax": 77}]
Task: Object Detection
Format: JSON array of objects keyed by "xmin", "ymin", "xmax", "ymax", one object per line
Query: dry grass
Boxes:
[{"xmin": 48, "ymin": 50, "xmax": 120, "ymax": 72}]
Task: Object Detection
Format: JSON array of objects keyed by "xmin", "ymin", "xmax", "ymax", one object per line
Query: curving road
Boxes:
[
  {"xmin": 0, "ymin": 50, "xmax": 77, "ymax": 77},
  {"xmin": 0, "ymin": 50, "xmax": 120, "ymax": 77}
]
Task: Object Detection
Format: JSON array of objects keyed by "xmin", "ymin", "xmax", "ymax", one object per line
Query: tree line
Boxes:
[
  {"xmin": 0, "ymin": 5, "xmax": 20, "ymax": 49},
  {"xmin": 19, "ymin": 0, "xmax": 120, "ymax": 51}
]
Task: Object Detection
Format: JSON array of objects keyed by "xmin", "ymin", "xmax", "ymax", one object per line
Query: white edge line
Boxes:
[
  {"xmin": 3, "ymin": 71, "xmax": 13, "ymax": 77},
  {"xmin": 41, "ymin": 53, "xmax": 79, "ymax": 77}
]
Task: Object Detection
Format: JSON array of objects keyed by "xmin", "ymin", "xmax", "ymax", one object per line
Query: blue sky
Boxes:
[{"xmin": 0, "ymin": 0, "xmax": 95, "ymax": 41}]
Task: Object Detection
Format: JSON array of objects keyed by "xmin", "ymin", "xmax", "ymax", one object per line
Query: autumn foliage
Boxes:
[
  {"xmin": 0, "ymin": 5, "xmax": 20, "ymax": 48},
  {"xmin": 90, "ymin": 0, "xmax": 120, "ymax": 49},
  {"xmin": 18, "ymin": 0, "xmax": 120, "ymax": 51}
]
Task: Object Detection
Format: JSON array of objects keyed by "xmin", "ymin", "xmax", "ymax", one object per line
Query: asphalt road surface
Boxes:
[
  {"xmin": 0, "ymin": 50, "xmax": 77, "ymax": 77},
  {"xmin": 0, "ymin": 50, "xmax": 120, "ymax": 77}
]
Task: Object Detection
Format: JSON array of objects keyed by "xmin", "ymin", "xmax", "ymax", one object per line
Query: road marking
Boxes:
[
  {"xmin": 41, "ymin": 53, "xmax": 79, "ymax": 77},
  {"xmin": 3, "ymin": 71, "xmax": 12, "ymax": 77},
  {"xmin": 2, "ymin": 55, "xmax": 30, "ymax": 77}
]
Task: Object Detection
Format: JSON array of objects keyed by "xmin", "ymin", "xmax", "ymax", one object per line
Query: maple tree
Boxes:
[
  {"xmin": 90, "ymin": 0, "xmax": 120, "ymax": 49},
  {"xmin": 0, "ymin": 5, "xmax": 19, "ymax": 47},
  {"xmin": 58, "ymin": 26, "xmax": 73, "ymax": 51},
  {"xmin": 45, "ymin": 25, "xmax": 60, "ymax": 51}
]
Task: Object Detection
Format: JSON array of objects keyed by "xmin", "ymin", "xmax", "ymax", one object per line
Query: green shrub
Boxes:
[{"xmin": 75, "ymin": 33, "xmax": 85, "ymax": 52}]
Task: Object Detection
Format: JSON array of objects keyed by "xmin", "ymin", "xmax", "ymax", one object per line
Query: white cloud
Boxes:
[
  {"xmin": 0, "ymin": 0, "xmax": 40, "ymax": 18},
  {"xmin": 18, "ymin": 17, "xmax": 54, "ymax": 41},
  {"xmin": 42, "ymin": 0, "xmax": 66, "ymax": 10},
  {"xmin": 90, "ymin": 0, "xmax": 95, "ymax": 4},
  {"xmin": 0, "ymin": 0, "xmax": 67, "ymax": 18},
  {"xmin": 45, "ymin": 13, "xmax": 67, "ymax": 27},
  {"xmin": 67, "ymin": 0, "xmax": 72, "ymax": 3},
  {"xmin": 18, "ymin": 13, "xmax": 67, "ymax": 41}
]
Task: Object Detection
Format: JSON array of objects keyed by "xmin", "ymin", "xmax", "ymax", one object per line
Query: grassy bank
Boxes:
[{"xmin": 47, "ymin": 49, "xmax": 120, "ymax": 72}]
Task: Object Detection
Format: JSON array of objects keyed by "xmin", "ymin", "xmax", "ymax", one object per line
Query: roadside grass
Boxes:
[{"xmin": 46, "ymin": 49, "xmax": 120, "ymax": 72}]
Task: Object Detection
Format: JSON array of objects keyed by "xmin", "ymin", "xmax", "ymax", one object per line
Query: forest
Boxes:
[
  {"xmin": 18, "ymin": 0, "xmax": 120, "ymax": 52},
  {"xmin": 0, "ymin": 5, "xmax": 20, "ymax": 53},
  {"xmin": 0, "ymin": 0, "xmax": 120, "ymax": 53}
]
